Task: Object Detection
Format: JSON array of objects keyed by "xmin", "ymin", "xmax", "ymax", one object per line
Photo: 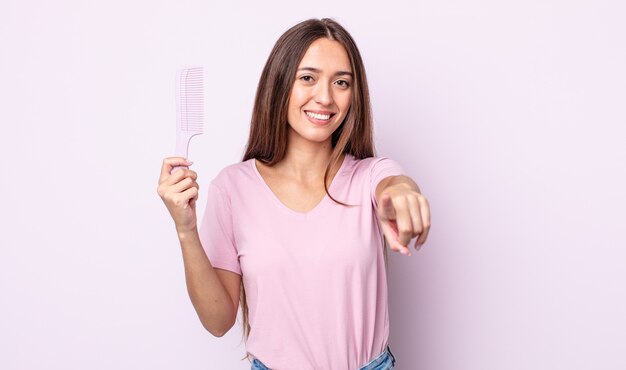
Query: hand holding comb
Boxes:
[{"xmin": 172, "ymin": 66, "xmax": 204, "ymax": 173}]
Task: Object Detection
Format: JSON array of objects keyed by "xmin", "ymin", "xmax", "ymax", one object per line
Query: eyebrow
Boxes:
[{"xmin": 297, "ymin": 67, "xmax": 353, "ymax": 77}]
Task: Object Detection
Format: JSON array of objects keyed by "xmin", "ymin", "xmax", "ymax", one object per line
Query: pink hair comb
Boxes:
[{"xmin": 172, "ymin": 66, "xmax": 204, "ymax": 173}]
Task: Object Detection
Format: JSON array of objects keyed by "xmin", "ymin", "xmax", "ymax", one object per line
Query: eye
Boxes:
[
  {"xmin": 300, "ymin": 75, "xmax": 314, "ymax": 82},
  {"xmin": 335, "ymin": 79, "xmax": 351, "ymax": 88}
]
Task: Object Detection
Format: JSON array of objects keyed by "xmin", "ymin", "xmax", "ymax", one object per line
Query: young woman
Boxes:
[{"xmin": 158, "ymin": 18, "xmax": 430, "ymax": 370}]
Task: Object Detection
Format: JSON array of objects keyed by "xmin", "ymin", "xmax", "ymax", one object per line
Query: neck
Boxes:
[{"xmin": 277, "ymin": 130, "xmax": 343, "ymax": 183}]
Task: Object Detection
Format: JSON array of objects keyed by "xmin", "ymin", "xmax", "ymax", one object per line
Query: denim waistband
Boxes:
[
  {"xmin": 359, "ymin": 345, "xmax": 396, "ymax": 370},
  {"xmin": 250, "ymin": 345, "xmax": 396, "ymax": 370}
]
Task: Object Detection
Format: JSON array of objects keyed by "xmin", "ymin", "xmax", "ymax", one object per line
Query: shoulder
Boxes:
[
  {"xmin": 209, "ymin": 158, "xmax": 257, "ymax": 190},
  {"xmin": 342, "ymin": 154, "xmax": 404, "ymax": 176}
]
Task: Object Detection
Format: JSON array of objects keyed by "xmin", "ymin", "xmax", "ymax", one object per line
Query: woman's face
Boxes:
[{"xmin": 286, "ymin": 38, "xmax": 353, "ymax": 148}]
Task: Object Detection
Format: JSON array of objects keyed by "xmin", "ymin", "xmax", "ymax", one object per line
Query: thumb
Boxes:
[{"xmin": 379, "ymin": 194, "xmax": 396, "ymax": 220}]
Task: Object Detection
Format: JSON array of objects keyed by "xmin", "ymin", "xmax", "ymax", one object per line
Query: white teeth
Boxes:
[{"xmin": 306, "ymin": 111, "xmax": 331, "ymax": 120}]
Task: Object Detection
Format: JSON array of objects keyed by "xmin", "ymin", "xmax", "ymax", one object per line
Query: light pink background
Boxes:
[{"xmin": 1, "ymin": 0, "xmax": 624, "ymax": 369}]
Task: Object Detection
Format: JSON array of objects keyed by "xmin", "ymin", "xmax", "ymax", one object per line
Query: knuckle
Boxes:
[
  {"xmin": 163, "ymin": 193, "xmax": 174, "ymax": 203},
  {"xmin": 399, "ymin": 226, "xmax": 412, "ymax": 234}
]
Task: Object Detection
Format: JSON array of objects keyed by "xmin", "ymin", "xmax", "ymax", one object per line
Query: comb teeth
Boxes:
[{"xmin": 176, "ymin": 67, "xmax": 204, "ymax": 133}]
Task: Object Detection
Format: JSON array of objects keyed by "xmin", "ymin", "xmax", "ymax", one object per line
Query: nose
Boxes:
[{"xmin": 313, "ymin": 81, "xmax": 334, "ymax": 106}]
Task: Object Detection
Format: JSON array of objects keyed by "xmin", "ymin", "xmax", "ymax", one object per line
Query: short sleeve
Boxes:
[
  {"xmin": 370, "ymin": 157, "xmax": 406, "ymax": 210},
  {"xmin": 198, "ymin": 182, "xmax": 242, "ymax": 275}
]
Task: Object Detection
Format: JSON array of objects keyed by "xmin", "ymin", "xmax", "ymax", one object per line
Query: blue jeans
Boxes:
[{"xmin": 250, "ymin": 345, "xmax": 396, "ymax": 370}]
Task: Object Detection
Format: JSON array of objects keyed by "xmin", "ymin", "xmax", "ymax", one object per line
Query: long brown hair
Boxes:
[{"xmin": 238, "ymin": 17, "xmax": 375, "ymax": 360}]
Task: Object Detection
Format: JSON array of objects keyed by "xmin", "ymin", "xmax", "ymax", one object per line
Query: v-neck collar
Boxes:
[{"xmin": 250, "ymin": 154, "xmax": 350, "ymax": 218}]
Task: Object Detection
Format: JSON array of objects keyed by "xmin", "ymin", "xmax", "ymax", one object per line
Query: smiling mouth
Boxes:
[{"xmin": 305, "ymin": 111, "xmax": 335, "ymax": 120}]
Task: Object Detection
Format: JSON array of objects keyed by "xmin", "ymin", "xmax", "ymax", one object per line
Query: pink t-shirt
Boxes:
[{"xmin": 198, "ymin": 153, "xmax": 405, "ymax": 370}]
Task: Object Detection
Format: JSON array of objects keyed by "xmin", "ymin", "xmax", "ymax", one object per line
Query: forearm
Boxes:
[
  {"xmin": 178, "ymin": 228, "xmax": 235, "ymax": 337},
  {"xmin": 383, "ymin": 175, "xmax": 421, "ymax": 194}
]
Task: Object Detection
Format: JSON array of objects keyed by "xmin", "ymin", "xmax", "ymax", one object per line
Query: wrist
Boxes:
[{"xmin": 176, "ymin": 225, "xmax": 198, "ymax": 241}]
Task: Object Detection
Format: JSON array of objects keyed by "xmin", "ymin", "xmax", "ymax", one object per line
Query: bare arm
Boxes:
[
  {"xmin": 178, "ymin": 227, "xmax": 241, "ymax": 337},
  {"xmin": 157, "ymin": 157, "xmax": 241, "ymax": 337}
]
